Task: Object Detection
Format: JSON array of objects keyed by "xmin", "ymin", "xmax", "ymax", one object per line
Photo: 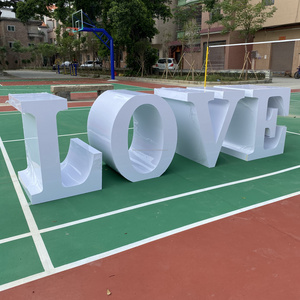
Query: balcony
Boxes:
[
  {"xmin": 28, "ymin": 32, "xmax": 40, "ymax": 38},
  {"xmin": 28, "ymin": 30, "xmax": 45, "ymax": 38},
  {"xmin": 177, "ymin": 29, "xmax": 201, "ymax": 40},
  {"xmin": 178, "ymin": 0, "xmax": 201, "ymax": 6},
  {"xmin": 177, "ymin": 31, "xmax": 185, "ymax": 39}
]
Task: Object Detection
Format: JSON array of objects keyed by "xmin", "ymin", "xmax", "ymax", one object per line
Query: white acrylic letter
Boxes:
[
  {"xmin": 213, "ymin": 85, "xmax": 290, "ymax": 160},
  {"xmin": 87, "ymin": 90, "xmax": 177, "ymax": 182},
  {"xmin": 9, "ymin": 93, "xmax": 102, "ymax": 204},
  {"xmin": 155, "ymin": 87, "xmax": 244, "ymax": 167}
]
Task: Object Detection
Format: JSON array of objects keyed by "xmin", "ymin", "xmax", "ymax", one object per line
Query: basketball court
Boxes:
[{"xmin": 1, "ymin": 74, "xmax": 300, "ymax": 299}]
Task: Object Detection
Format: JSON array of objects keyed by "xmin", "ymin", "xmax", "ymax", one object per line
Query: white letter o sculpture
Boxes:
[{"xmin": 87, "ymin": 90, "xmax": 177, "ymax": 182}]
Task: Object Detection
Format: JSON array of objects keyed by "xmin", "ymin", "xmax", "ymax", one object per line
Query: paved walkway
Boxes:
[
  {"xmin": 2, "ymin": 69, "xmax": 300, "ymax": 89},
  {"xmin": 1, "ymin": 69, "xmax": 79, "ymax": 80},
  {"xmin": 1, "ymin": 70, "xmax": 300, "ymax": 299}
]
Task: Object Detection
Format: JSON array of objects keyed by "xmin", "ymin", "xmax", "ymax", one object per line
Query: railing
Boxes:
[
  {"xmin": 178, "ymin": 0, "xmax": 200, "ymax": 6},
  {"xmin": 177, "ymin": 31, "xmax": 185, "ymax": 39},
  {"xmin": 28, "ymin": 32, "xmax": 44, "ymax": 37}
]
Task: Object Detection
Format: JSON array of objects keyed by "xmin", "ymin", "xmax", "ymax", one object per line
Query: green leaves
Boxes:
[
  {"xmin": 16, "ymin": 0, "xmax": 51, "ymax": 23},
  {"xmin": 219, "ymin": 0, "xmax": 277, "ymax": 41}
]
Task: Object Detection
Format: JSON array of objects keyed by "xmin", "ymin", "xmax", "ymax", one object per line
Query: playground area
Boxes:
[{"xmin": 1, "ymin": 73, "xmax": 300, "ymax": 299}]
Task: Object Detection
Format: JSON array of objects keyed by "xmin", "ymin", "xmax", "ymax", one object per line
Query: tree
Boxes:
[
  {"xmin": 11, "ymin": 40, "xmax": 26, "ymax": 67},
  {"xmin": 219, "ymin": 0, "xmax": 276, "ymax": 78},
  {"xmin": 16, "ymin": 0, "xmax": 52, "ymax": 23},
  {"xmin": 15, "ymin": 0, "xmax": 172, "ymax": 73},
  {"xmin": 56, "ymin": 31, "xmax": 77, "ymax": 61},
  {"xmin": 0, "ymin": 47, "xmax": 7, "ymax": 70},
  {"xmin": 202, "ymin": 0, "xmax": 222, "ymax": 41},
  {"xmin": 173, "ymin": 2, "xmax": 202, "ymax": 79},
  {"xmin": 106, "ymin": 0, "xmax": 172, "ymax": 71},
  {"xmin": 0, "ymin": 0, "xmax": 20, "ymax": 11},
  {"xmin": 37, "ymin": 43, "xmax": 57, "ymax": 66},
  {"xmin": 134, "ymin": 39, "xmax": 155, "ymax": 77}
]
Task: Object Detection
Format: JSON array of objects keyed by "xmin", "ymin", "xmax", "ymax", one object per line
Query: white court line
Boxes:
[
  {"xmin": 39, "ymin": 164, "xmax": 300, "ymax": 234},
  {"xmin": 3, "ymin": 126, "xmax": 294, "ymax": 144},
  {"xmin": 1, "ymin": 129, "xmax": 299, "ymax": 144},
  {"xmin": 1, "ymin": 190, "xmax": 300, "ymax": 292},
  {"xmin": 0, "ymin": 112, "xmax": 20, "ymax": 116},
  {"xmin": 0, "ymin": 232, "xmax": 32, "ymax": 245},
  {"xmin": 66, "ymin": 107, "xmax": 91, "ymax": 111},
  {"xmin": 52, "ymin": 190, "xmax": 300, "ymax": 269},
  {"xmin": 0, "ymin": 137, "xmax": 54, "ymax": 272},
  {"xmin": 2, "ymin": 128, "xmax": 135, "ymax": 143},
  {"xmin": 0, "ymin": 108, "xmax": 90, "ymax": 117},
  {"xmin": 0, "ymin": 128, "xmax": 300, "ymax": 289},
  {"xmin": 287, "ymin": 130, "xmax": 300, "ymax": 136},
  {"xmin": 2, "ymin": 163, "xmax": 299, "ymax": 244},
  {"xmin": 3, "ymin": 132, "xmax": 88, "ymax": 143}
]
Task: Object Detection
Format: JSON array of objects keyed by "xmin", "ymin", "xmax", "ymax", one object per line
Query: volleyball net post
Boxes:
[{"xmin": 204, "ymin": 45, "xmax": 209, "ymax": 88}]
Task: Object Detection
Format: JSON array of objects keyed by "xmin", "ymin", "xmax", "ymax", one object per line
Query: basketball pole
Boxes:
[{"xmin": 72, "ymin": 9, "xmax": 115, "ymax": 80}]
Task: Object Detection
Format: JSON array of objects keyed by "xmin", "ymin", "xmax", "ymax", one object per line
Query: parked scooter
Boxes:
[{"xmin": 294, "ymin": 66, "xmax": 300, "ymax": 79}]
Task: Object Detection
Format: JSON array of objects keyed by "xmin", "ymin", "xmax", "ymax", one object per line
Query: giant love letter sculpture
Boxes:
[{"xmin": 8, "ymin": 85, "xmax": 290, "ymax": 204}]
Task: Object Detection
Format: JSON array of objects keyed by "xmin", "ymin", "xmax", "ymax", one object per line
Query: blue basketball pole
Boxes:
[{"xmin": 79, "ymin": 27, "xmax": 115, "ymax": 80}]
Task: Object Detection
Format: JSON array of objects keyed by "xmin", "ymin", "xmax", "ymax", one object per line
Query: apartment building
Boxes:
[
  {"xmin": 151, "ymin": 0, "xmax": 178, "ymax": 58},
  {"xmin": 162, "ymin": 0, "xmax": 300, "ymax": 74},
  {"xmin": 253, "ymin": 0, "xmax": 300, "ymax": 74},
  {"xmin": 0, "ymin": 8, "xmax": 44, "ymax": 69},
  {"xmin": 164, "ymin": 0, "xmax": 250, "ymax": 71}
]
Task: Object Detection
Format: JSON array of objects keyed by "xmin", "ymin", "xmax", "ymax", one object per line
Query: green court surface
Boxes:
[
  {"xmin": 1, "ymin": 91, "xmax": 300, "ymax": 288},
  {"xmin": 0, "ymin": 83, "xmax": 153, "ymax": 96},
  {"xmin": 289, "ymin": 92, "xmax": 300, "ymax": 118}
]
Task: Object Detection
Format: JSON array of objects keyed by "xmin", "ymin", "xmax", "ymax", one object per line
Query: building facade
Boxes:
[
  {"xmin": 163, "ymin": 0, "xmax": 248, "ymax": 71},
  {"xmin": 0, "ymin": 8, "xmax": 44, "ymax": 69},
  {"xmin": 252, "ymin": 0, "xmax": 300, "ymax": 74},
  {"xmin": 158, "ymin": 0, "xmax": 300, "ymax": 74},
  {"xmin": 151, "ymin": 0, "xmax": 178, "ymax": 59},
  {"xmin": 1, "ymin": 1, "xmax": 300, "ymax": 73}
]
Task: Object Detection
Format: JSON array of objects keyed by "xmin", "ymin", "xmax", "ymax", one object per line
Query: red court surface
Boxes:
[
  {"xmin": 1, "ymin": 77, "xmax": 300, "ymax": 299},
  {"xmin": 1, "ymin": 194, "xmax": 300, "ymax": 300}
]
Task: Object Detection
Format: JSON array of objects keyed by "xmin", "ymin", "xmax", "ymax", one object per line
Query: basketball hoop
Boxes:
[{"xmin": 66, "ymin": 27, "xmax": 79, "ymax": 36}]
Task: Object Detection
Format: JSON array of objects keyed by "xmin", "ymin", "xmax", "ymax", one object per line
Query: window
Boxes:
[
  {"xmin": 178, "ymin": 22, "xmax": 184, "ymax": 32},
  {"xmin": 7, "ymin": 25, "xmax": 15, "ymax": 32},
  {"xmin": 210, "ymin": 8, "xmax": 222, "ymax": 22},
  {"xmin": 8, "ymin": 42, "xmax": 14, "ymax": 48},
  {"xmin": 196, "ymin": 7, "xmax": 202, "ymax": 27},
  {"xmin": 119, "ymin": 49, "xmax": 124, "ymax": 62},
  {"xmin": 263, "ymin": 0, "xmax": 274, "ymax": 5}
]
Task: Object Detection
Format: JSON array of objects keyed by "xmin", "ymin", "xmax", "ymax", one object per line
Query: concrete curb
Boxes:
[{"xmin": 113, "ymin": 75, "xmax": 272, "ymax": 86}]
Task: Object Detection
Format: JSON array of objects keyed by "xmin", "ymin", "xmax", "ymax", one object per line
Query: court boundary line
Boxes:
[
  {"xmin": 38, "ymin": 164, "xmax": 300, "ymax": 233},
  {"xmin": 0, "ymin": 112, "xmax": 20, "ymax": 116},
  {"xmin": 1, "ymin": 124, "xmax": 300, "ymax": 290},
  {"xmin": 0, "ymin": 129, "xmax": 299, "ymax": 242},
  {"xmin": 0, "ymin": 232, "xmax": 32, "ymax": 245},
  {"xmin": 0, "ymin": 107, "xmax": 91, "ymax": 116},
  {"xmin": 1, "ymin": 164, "xmax": 300, "ymax": 245},
  {"xmin": 0, "ymin": 137, "xmax": 54, "ymax": 272},
  {"xmin": 3, "ymin": 132, "xmax": 88, "ymax": 143},
  {"xmin": 287, "ymin": 130, "xmax": 300, "ymax": 136},
  {"xmin": 1, "ymin": 190, "xmax": 300, "ymax": 292}
]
